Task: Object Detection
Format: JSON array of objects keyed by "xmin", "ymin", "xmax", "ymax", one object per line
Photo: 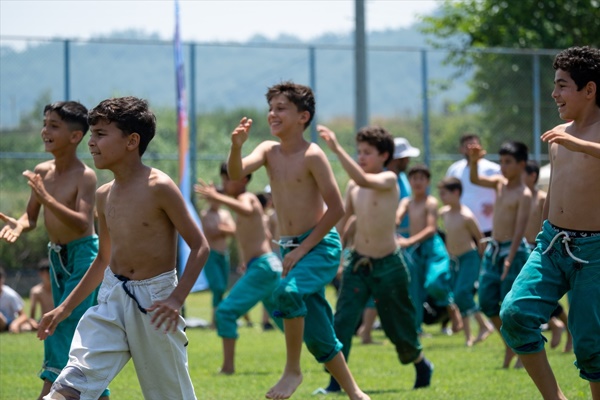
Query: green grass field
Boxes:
[{"xmin": 0, "ymin": 287, "xmax": 591, "ymax": 399}]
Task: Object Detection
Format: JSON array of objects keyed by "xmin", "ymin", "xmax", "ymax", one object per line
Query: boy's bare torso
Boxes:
[
  {"xmin": 407, "ymin": 195, "xmax": 437, "ymax": 238},
  {"xmin": 30, "ymin": 283, "xmax": 53, "ymax": 316},
  {"xmin": 201, "ymin": 208, "xmax": 233, "ymax": 253},
  {"xmin": 548, "ymin": 122, "xmax": 600, "ymax": 230},
  {"xmin": 348, "ymin": 177, "xmax": 399, "ymax": 258},
  {"xmin": 492, "ymin": 181, "xmax": 530, "ymax": 242},
  {"xmin": 35, "ymin": 160, "xmax": 96, "ymax": 244},
  {"xmin": 264, "ymin": 142, "xmax": 326, "ymax": 236},
  {"xmin": 525, "ymin": 189, "xmax": 546, "ymax": 244},
  {"xmin": 441, "ymin": 205, "xmax": 478, "ymax": 256},
  {"xmin": 234, "ymin": 192, "xmax": 273, "ymax": 263},
  {"xmin": 100, "ymin": 168, "xmax": 177, "ymax": 280}
]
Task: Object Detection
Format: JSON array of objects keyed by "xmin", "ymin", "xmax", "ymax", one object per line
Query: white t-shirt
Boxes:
[
  {"xmin": 446, "ymin": 158, "xmax": 501, "ymax": 233},
  {"xmin": 0, "ymin": 284, "xmax": 24, "ymax": 321}
]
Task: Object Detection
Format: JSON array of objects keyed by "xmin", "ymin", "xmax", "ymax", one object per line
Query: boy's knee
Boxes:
[
  {"xmin": 272, "ymin": 285, "xmax": 305, "ymax": 318},
  {"xmin": 44, "ymin": 382, "xmax": 82, "ymax": 400},
  {"xmin": 305, "ymin": 339, "xmax": 341, "ymax": 363}
]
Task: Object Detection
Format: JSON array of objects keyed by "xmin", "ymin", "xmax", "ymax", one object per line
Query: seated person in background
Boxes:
[
  {"xmin": 15, "ymin": 260, "xmax": 54, "ymax": 331},
  {"xmin": 0, "ymin": 266, "xmax": 27, "ymax": 333}
]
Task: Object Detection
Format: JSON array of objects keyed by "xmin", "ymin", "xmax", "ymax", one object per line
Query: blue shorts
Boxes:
[
  {"xmin": 204, "ymin": 250, "xmax": 229, "ymax": 308},
  {"xmin": 273, "ymin": 227, "xmax": 343, "ymax": 363},
  {"xmin": 501, "ymin": 221, "xmax": 600, "ymax": 382},
  {"xmin": 451, "ymin": 249, "xmax": 481, "ymax": 316},
  {"xmin": 478, "ymin": 238, "xmax": 530, "ymax": 318}
]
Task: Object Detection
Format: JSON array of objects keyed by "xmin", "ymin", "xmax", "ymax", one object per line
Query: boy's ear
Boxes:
[
  {"xmin": 69, "ymin": 130, "xmax": 84, "ymax": 144},
  {"xmin": 585, "ymin": 81, "xmax": 596, "ymax": 98},
  {"xmin": 299, "ymin": 110, "xmax": 310, "ymax": 125},
  {"xmin": 126, "ymin": 132, "xmax": 140, "ymax": 151}
]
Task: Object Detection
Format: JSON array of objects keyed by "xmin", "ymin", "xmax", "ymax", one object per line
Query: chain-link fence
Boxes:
[{"xmin": 0, "ymin": 36, "xmax": 564, "ymax": 270}]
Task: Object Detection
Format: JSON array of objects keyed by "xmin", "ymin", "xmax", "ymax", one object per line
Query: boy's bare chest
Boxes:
[
  {"xmin": 105, "ymin": 190, "xmax": 164, "ymax": 231},
  {"xmin": 266, "ymin": 153, "xmax": 309, "ymax": 183},
  {"xmin": 43, "ymin": 172, "xmax": 79, "ymax": 205}
]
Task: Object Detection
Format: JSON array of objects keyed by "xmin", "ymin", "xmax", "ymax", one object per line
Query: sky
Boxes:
[{"xmin": 0, "ymin": 0, "xmax": 440, "ymax": 44}]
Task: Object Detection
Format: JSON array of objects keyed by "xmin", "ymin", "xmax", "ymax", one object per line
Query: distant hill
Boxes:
[{"xmin": 0, "ymin": 26, "xmax": 469, "ymax": 128}]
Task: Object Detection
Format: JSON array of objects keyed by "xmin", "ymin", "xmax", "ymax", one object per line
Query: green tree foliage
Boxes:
[{"xmin": 421, "ymin": 0, "xmax": 600, "ymax": 152}]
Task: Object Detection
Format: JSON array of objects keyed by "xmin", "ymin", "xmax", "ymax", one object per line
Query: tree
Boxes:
[{"xmin": 421, "ymin": 0, "xmax": 600, "ymax": 153}]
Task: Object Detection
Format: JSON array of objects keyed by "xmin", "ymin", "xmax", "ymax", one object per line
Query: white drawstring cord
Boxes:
[{"xmin": 542, "ymin": 231, "xmax": 589, "ymax": 264}]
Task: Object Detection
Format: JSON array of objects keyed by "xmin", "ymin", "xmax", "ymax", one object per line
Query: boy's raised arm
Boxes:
[
  {"xmin": 195, "ymin": 180, "xmax": 254, "ymax": 216},
  {"xmin": 318, "ymin": 124, "xmax": 396, "ymax": 190},
  {"xmin": 468, "ymin": 145, "xmax": 501, "ymax": 188}
]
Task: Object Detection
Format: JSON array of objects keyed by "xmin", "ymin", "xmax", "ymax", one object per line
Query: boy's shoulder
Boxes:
[{"xmin": 33, "ymin": 159, "xmax": 55, "ymax": 174}]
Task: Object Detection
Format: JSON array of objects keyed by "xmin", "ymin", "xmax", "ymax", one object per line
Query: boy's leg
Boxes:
[
  {"xmin": 216, "ymin": 258, "xmax": 281, "ymax": 374},
  {"xmin": 323, "ymin": 352, "xmax": 370, "ymax": 400},
  {"xmin": 473, "ymin": 312, "xmax": 494, "ymax": 344},
  {"xmin": 266, "ymin": 317, "xmax": 304, "ymax": 399},
  {"xmin": 44, "ymin": 237, "xmax": 109, "ymax": 398},
  {"xmin": 203, "ymin": 250, "xmax": 228, "ymax": 326},
  {"xmin": 403, "ymin": 247, "xmax": 426, "ymax": 331},
  {"xmin": 358, "ymin": 306, "xmax": 378, "ymax": 344},
  {"xmin": 370, "ymin": 251, "xmax": 431, "ymax": 389},
  {"xmin": 519, "ymin": 350, "xmax": 567, "ymax": 400}
]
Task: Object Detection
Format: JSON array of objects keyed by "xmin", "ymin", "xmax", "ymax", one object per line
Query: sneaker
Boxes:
[{"xmin": 263, "ymin": 322, "xmax": 275, "ymax": 331}]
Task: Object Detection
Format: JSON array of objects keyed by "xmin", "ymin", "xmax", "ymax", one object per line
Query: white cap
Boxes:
[
  {"xmin": 393, "ymin": 137, "xmax": 420, "ymax": 159},
  {"xmin": 264, "ymin": 185, "xmax": 271, "ymax": 193}
]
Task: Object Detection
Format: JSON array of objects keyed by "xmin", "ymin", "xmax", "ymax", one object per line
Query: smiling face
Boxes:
[
  {"xmin": 552, "ymin": 69, "xmax": 588, "ymax": 121},
  {"xmin": 267, "ymin": 94, "xmax": 309, "ymax": 138},
  {"xmin": 41, "ymin": 111, "xmax": 78, "ymax": 153},
  {"xmin": 88, "ymin": 118, "xmax": 131, "ymax": 170}
]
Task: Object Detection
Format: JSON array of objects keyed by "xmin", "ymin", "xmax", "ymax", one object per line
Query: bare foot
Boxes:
[
  {"xmin": 349, "ymin": 392, "xmax": 371, "ymax": 400},
  {"xmin": 473, "ymin": 325, "xmax": 493, "ymax": 345},
  {"xmin": 266, "ymin": 371, "xmax": 303, "ymax": 399},
  {"xmin": 465, "ymin": 339, "xmax": 474, "ymax": 347},
  {"xmin": 448, "ymin": 305, "xmax": 464, "ymax": 333}
]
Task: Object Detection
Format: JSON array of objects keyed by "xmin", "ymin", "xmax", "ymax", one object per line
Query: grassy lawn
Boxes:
[{"xmin": 0, "ymin": 287, "xmax": 591, "ymax": 399}]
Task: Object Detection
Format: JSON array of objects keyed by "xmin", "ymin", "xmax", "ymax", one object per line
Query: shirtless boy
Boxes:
[
  {"xmin": 438, "ymin": 177, "xmax": 494, "ymax": 346},
  {"xmin": 0, "ymin": 101, "xmax": 109, "ymax": 399},
  {"xmin": 317, "ymin": 124, "xmax": 432, "ymax": 393},
  {"xmin": 200, "ymin": 172, "xmax": 236, "ymax": 328},
  {"xmin": 195, "ymin": 164, "xmax": 283, "ymax": 374},
  {"xmin": 227, "ymin": 81, "xmax": 369, "ymax": 399},
  {"xmin": 501, "ymin": 45, "xmax": 600, "ymax": 400},
  {"xmin": 37, "ymin": 96, "xmax": 209, "ymax": 399},
  {"xmin": 469, "ymin": 140, "xmax": 532, "ymax": 368},
  {"xmin": 396, "ymin": 165, "xmax": 463, "ymax": 334}
]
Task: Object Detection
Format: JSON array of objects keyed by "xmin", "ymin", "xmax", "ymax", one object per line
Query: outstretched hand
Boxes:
[
  {"xmin": 0, "ymin": 212, "xmax": 23, "ymax": 243},
  {"xmin": 541, "ymin": 128, "xmax": 583, "ymax": 152},
  {"xmin": 147, "ymin": 297, "xmax": 182, "ymax": 333},
  {"xmin": 23, "ymin": 170, "xmax": 50, "ymax": 204},
  {"xmin": 231, "ymin": 117, "xmax": 253, "ymax": 148},
  {"xmin": 467, "ymin": 143, "xmax": 486, "ymax": 163},
  {"xmin": 37, "ymin": 307, "xmax": 70, "ymax": 340},
  {"xmin": 194, "ymin": 178, "xmax": 218, "ymax": 200},
  {"xmin": 316, "ymin": 124, "xmax": 340, "ymax": 152}
]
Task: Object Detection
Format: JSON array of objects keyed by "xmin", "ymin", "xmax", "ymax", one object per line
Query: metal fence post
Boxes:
[
  {"xmin": 64, "ymin": 39, "xmax": 70, "ymax": 101},
  {"xmin": 309, "ymin": 46, "xmax": 317, "ymax": 143},
  {"xmin": 532, "ymin": 53, "xmax": 541, "ymax": 162},
  {"xmin": 354, "ymin": 0, "xmax": 368, "ymax": 132},
  {"xmin": 189, "ymin": 42, "xmax": 198, "ymax": 202},
  {"xmin": 421, "ymin": 48, "xmax": 430, "ymax": 166}
]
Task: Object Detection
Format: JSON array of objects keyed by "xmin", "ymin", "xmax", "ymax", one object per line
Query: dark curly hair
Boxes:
[
  {"xmin": 553, "ymin": 46, "xmax": 600, "ymax": 107},
  {"xmin": 88, "ymin": 96, "xmax": 156, "ymax": 156},
  {"xmin": 266, "ymin": 81, "xmax": 315, "ymax": 129},
  {"xmin": 356, "ymin": 126, "xmax": 395, "ymax": 166}
]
